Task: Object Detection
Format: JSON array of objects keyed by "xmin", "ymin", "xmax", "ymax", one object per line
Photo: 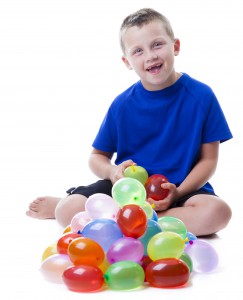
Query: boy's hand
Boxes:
[
  {"xmin": 110, "ymin": 160, "xmax": 136, "ymax": 184},
  {"xmin": 147, "ymin": 182, "xmax": 178, "ymax": 211}
]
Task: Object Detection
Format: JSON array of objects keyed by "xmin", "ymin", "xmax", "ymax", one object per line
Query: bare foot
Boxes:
[{"xmin": 26, "ymin": 196, "xmax": 61, "ymax": 219}]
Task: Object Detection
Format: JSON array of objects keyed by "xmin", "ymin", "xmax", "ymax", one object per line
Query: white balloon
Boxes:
[
  {"xmin": 40, "ymin": 254, "xmax": 73, "ymax": 283},
  {"xmin": 85, "ymin": 193, "xmax": 119, "ymax": 220},
  {"xmin": 70, "ymin": 211, "xmax": 91, "ymax": 232}
]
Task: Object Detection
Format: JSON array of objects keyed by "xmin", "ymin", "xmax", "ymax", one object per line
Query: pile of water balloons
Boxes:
[{"xmin": 40, "ymin": 166, "xmax": 219, "ymax": 292}]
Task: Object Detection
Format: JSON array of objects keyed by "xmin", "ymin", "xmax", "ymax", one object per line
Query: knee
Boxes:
[
  {"xmin": 212, "ymin": 198, "xmax": 232, "ymax": 230},
  {"xmin": 55, "ymin": 194, "xmax": 87, "ymax": 227},
  {"xmin": 55, "ymin": 204, "xmax": 69, "ymax": 227},
  {"xmin": 221, "ymin": 200, "xmax": 232, "ymax": 224}
]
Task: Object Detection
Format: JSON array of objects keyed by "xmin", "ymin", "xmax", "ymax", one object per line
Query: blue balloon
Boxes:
[
  {"xmin": 151, "ymin": 210, "xmax": 158, "ymax": 221},
  {"xmin": 138, "ymin": 219, "xmax": 162, "ymax": 255},
  {"xmin": 81, "ymin": 219, "xmax": 123, "ymax": 252},
  {"xmin": 186, "ymin": 231, "xmax": 197, "ymax": 244}
]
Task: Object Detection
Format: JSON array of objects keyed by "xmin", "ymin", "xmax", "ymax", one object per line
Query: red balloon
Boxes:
[
  {"xmin": 145, "ymin": 258, "xmax": 190, "ymax": 288},
  {"xmin": 68, "ymin": 237, "xmax": 105, "ymax": 266},
  {"xmin": 116, "ymin": 204, "xmax": 147, "ymax": 238},
  {"xmin": 144, "ymin": 174, "xmax": 169, "ymax": 201},
  {"xmin": 63, "ymin": 265, "xmax": 104, "ymax": 292},
  {"xmin": 140, "ymin": 255, "xmax": 153, "ymax": 282},
  {"xmin": 57, "ymin": 232, "xmax": 81, "ymax": 254}
]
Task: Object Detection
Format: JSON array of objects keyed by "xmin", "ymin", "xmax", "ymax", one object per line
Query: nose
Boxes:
[{"xmin": 145, "ymin": 50, "xmax": 158, "ymax": 62}]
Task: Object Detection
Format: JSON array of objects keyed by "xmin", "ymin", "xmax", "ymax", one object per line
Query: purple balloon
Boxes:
[
  {"xmin": 185, "ymin": 239, "xmax": 219, "ymax": 273},
  {"xmin": 81, "ymin": 219, "xmax": 123, "ymax": 252},
  {"xmin": 107, "ymin": 237, "xmax": 144, "ymax": 264}
]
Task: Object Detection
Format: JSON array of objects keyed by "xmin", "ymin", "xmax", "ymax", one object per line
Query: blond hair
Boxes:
[{"xmin": 120, "ymin": 8, "xmax": 175, "ymax": 53}]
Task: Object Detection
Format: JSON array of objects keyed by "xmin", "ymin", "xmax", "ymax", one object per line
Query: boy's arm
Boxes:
[
  {"xmin": 147, "ymin": 141, "xmax": 219, "ymax": 211},
  {"xmin": 176, "ymin": 141, "xmax": 219, "ymax": 198},
  {"xmin": 88, "ymin": 148, "xmax": 135, "ymax": 184}
]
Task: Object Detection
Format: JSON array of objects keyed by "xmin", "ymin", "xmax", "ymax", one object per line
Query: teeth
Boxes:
[{"xmin": 147, "ymin": 64, "xmax": 161, "ymax": 71}]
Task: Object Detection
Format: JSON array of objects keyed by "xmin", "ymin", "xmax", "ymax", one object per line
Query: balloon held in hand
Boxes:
[
  {"xmin": 123, "ymin": 165, "xmax": 149, "ymax": 185},
  {"xmin": 145, "ymin": 174, "xmax": 169, "ymax": 200}
]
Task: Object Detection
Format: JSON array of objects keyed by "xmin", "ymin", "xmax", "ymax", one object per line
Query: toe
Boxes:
[
  {"xmin": 26, "ymin": 210, "xmax": 37, "ymax": 218},
  {"xmin": 29, "ymin": 203, "xmax": 38, "ymax": 211}
]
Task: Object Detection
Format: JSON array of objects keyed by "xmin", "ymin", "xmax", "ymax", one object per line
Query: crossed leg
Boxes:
[
  {"xmin": 26, "ymin": 193, "xmax": 232, "ymax": 236},
  {"xmin": 156, "ymin": 194, "xmax": 232, "ymax": 236},
  {"xmin": 26, "ymin": 194, "xmax": 88, "ymax": 227},
  {"xmin": 26, "ymin": 196, "xmax": 61, "ymax": 219}
]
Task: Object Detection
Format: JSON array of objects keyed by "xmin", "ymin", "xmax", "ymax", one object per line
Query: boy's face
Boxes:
[{"xmin": 122, "ymin": 21, "xmax": 180, "ymax": 91}]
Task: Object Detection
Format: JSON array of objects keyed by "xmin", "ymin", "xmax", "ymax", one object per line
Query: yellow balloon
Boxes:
[
  {"xmin": 98, "ymin": 255, "xmax": 111, "ymax": 273},
  {"xmin": 41, "ymin": 243, "xmax": 58, "ymax": 261},
  {"xmin": 147, "ymin": 231, "xmax": 185, "ymax": 260},
  {"xmin": 63, "ymin": 224, "xmax": 72, "ymax": 234}
]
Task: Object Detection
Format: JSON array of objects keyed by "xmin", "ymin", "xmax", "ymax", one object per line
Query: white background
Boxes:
[{"xmin": 0, "ymin": 0, "xmax": 243, "ymax": 299}]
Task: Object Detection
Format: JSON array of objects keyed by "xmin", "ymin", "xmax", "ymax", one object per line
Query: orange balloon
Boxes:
[{"xmin": 68, "ymin": 237, "xmax": 105, "ymax": 266}]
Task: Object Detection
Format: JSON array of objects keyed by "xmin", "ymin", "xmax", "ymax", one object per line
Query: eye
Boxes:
[
  {"xmin": 133, "ymin": 48, "xmax": 143, "ymax": 55},
  {"xmin": 153, "ymin": 42, "xmax": 163, "ymax": 48}
]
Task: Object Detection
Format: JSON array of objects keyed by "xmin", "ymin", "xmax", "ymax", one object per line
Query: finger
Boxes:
[
  {"xmin": 147, "ymin": 197, "xmax": 156, "ymax": 204},
  {"xmin": 161, "ymin": 183, "xmax": 170, "ymax": 189}
]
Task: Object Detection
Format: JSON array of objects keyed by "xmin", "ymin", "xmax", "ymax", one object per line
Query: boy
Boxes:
[{"xmin": 26, "ymin": 8, "xmax": 232, "ymax": 236}]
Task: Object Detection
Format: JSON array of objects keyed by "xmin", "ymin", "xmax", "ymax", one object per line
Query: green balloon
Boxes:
[
  {"xmin": 180, "ymin": 252, "xmax": 193, "ymax": 272},
  {"xmin": 104, "ymin": 261, "xmax": 145, "ymax": 290},
  {"xmin": 158, "ymin": 216, "xmax": 187, "ymax": 239},
  {"xmin": 147, "ymin": 231, "xmax": 185, "ymax": 260},
  {"xmin": 123, "ymin": 165, "xmax": 148, "ymax": 185},
  {"xmin": 112, "ymin": 178, "xmax": 146, "ymax": 207},
  {"xmin": 140, "ymin": 201, "xmax": 153, "ymax": 219}
]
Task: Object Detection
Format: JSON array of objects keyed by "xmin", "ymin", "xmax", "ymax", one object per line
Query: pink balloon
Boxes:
[
  {"xmin": 107, "ymin": 237, "xmax": 144, "ymax": 264},
  {"xmin": 40, "ymin": 254, "xmax": 73, "ymax": 283},
  {"xmin": 85, "ymin": 193, "xmax": 119, "ymax": 220},
  {"xmin": 185, "ymin": 239, "xmax": 219, "ymax": 272},
  {"xmin": 71, "ymin": 211, "xmax": 91, "ymax": 233}
]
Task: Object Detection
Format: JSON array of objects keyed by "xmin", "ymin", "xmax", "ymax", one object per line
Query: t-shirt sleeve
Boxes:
[
  {"xmin": 92, "ymin": 107, "xmax": 117, "ymax": 152},
  {"xmin": 202, "ymin": 93, "xmax": 233, "ymax": 143}
]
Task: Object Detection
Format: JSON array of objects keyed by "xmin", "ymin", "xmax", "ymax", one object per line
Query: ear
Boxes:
[
  {"xmin": 122, "ymin": 56, "xmax": 133, "ymax": 70},
  {"xmin": 174, "ymin": 38, "xmax": 180, "ymax": 56}
]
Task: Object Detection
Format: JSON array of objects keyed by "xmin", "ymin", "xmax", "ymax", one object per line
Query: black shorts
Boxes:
[
  {"xmin": 170, "ymin": 189, "xmax": 217, "ymax": 208},
  {"xmin": 66, "ymin": 179, "xmax": 217, "ymax": 209},
  {"xmin": 66, "ymin": 180, "xmax": 113, "ymax": 198}
]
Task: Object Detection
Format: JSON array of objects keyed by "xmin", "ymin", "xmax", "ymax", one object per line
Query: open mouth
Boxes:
[{"xmin": 146, "ymin": 64, "xmax": 162, "ymax": 73}]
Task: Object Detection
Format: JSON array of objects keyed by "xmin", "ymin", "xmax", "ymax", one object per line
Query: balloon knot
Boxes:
[{"xmin": 184, "ymin": 237, "xmax": 189, "ymax": 243}]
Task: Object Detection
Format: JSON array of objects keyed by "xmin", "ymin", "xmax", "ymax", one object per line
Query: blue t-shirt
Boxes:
[{"xmin": 92, "ymin": 73, "xmax": 232, "ymax": 193}]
